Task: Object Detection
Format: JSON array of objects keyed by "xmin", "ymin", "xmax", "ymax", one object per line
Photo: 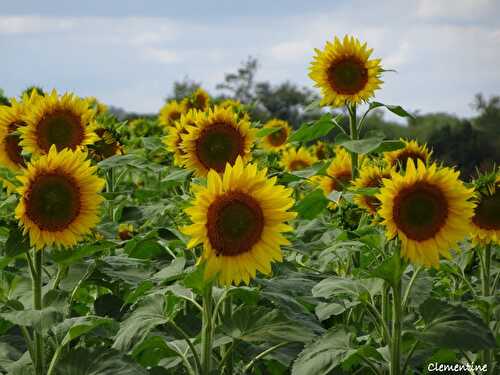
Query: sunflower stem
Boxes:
[
  {"xmin": 348, "ymin": 103, "xmax": 359, "ymax": 179},
  {"xmin": 29, "ymin": 249, "xmax": 44, "ymax": 375},
  {"xmin": 220, "ymin": 294, "xmax": 234, "ymax": 375},
  {"xmin": 201, "ymin": 284, "xmax": 214, "ymax": 375},
  {"xmin": 479, "ymin": 244, "xmax": 492, "ymax": 368},
  {"xmin": 390, "ymin": 247, "xmax": 402, "ymax": 375}
]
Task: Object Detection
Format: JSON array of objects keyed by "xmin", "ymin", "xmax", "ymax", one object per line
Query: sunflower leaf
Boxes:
[
  {"xmin": 256, "ymin": 127, "xmax": 282, "ymax": 137},
  {"xmin": 289, "ymin": 115, "xmax": 334, "ymax": 143},
  {"xmin": 295, "ymin": 189, "xmax": 329, "ymax": 219},
  {"xmin": 337, "ymin": 137, "xmax": 384, "ymax": 154},
  {"xmin": 369, "ymin": 102, "xmax": 414, "ymax": 118}
]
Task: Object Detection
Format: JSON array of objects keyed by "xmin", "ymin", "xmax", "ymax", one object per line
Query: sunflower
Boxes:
[
  {"xmin": 85, "ymin": 96, "xmax": 108, "ymax": 115},
  {"xmin": 311, "ymin": 141, "xmax": 329, "ymax": 160},
  {"xmin": 182, "ymin": 157, "xmax": 296, "ymax": 285},
  {"xmin": 163, "ymin": 110, "xmax": 198, "ymax": 167},
  {"xmin": 89, "ymin": 128, "xmax": 123, "ymax": 161},
  {"xmin": 158, "ymin": 100, "xmax": 186, "ymax": 128},
  {"xmin": 470, "ymin": 174, "xmax": 500, "ymax": 245},
  {"xmin": 309, "ymin": 35, "xmax": 383, "ymax": 107},
  {"xmin": 20, "ymin": 90, "xmax": 98, "ymax": 156},
  {"xmin": 185, "ymin": 88, "xmax": 210, "ymax": 112},
  {"xmin": 384, "ymin": 139, "xmax": 432, "ymax": 170},
  {"xmin": 118, "ymin": 223, "xmax": 134, "ymax": 241},
  {"xmin": 260, "ymin": 119, "xmax": 290, "ymax": 151},
  {"xmin": 15, "ymin": 146, "xmax": 105, "ymax": 249},
  {"xmin": 377, "ymin": 159, "xmax": 475, "ymax": 267},
  {"xmin": 319, "ymin": 147, "xmax": 352, "ymax": 195},
  {"xmin": 0, "ymin": 97, "xmax": 30, "ymax": 171},
  {"xmin": 280, "ymin": 147, "xmax": 317, "ymax": 172},
  {"xmin": 353, "ymin": 164, "xmax": 392, "ymax": 214},
  {"xmin": 181, "ymin": 106, "xmax": 255, "ymax": 177}
]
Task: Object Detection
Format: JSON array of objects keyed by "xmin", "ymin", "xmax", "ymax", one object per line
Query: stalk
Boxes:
[
  {"xmin": 348, "ymin": 103, "xmax": 359, "ymax": 179},
  {"xmin": 479, "ymin": 244, "xmax": 492, "ymax": 367},
  {"xmin": 201, "ymin": 285, "xmax": 214, "ymax": 375},
  {"xmin": 390, "ymin": 248, "xmax": 402, "ymax": 375},
  {"xmin": 220, "ymin": 295, "xmax": 233, "ymax": 375},
  {"xmin": 29, "ymin": 250, "xmax": 44, "ymax": 375}
]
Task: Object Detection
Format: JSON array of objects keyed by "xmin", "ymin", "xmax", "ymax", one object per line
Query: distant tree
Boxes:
[
  {"xmin": 22, "ymin": 85, "xmax": 45, "ymax": 97},
  {"xmin": 0, "ymin": 88, "xmax": 10, "ymax": 106},
  {"xmin": 216, "ymin": 57, "xmax": 258, "ymax": 104},
  {"xmin": 166, "ymin": 77, "xmax": 202, "ymax": 102}
]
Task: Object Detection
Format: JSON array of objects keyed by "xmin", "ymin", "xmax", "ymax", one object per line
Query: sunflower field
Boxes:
[{"xmin": 0, "ymin": 35, "xmax": 498, "ymax": 375}]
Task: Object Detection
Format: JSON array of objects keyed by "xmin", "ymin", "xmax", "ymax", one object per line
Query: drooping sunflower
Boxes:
[
  {"xmin": 384, "ymin": 139, "xmax": 432, "ymax": 170},
  {"xmin": 15, "ymin": 146, "xmax": 105, "ymax": 249},
  {"xmin": 470, "ymin": 174, "xmax": 500, "ymax": 245},
  {"xmin": 0, "ymin": 97, "xmax": 31, "ymax": 171},
  {"xmin": 377, "ymin": 159, "xmax": 475, "ymax": 267},
  {"xmin": 181, "ymin": 106, "xmax": 255, "ymax": 177},
  {"xmin": 260, "ymin": 119, "xmax": 290, "ymax": 151},
  {"xmin": 163, "ymin": 110, "xmax": 198, "ymax": 167},
  {"xmin": 353, "ymin": 164, "xmax": 392, "ymax": 215},
  {"xmin": 309, "ymin": 35, "xmax": 383, "ymax": 107},
  {"xmin": 182, "ymin": 157, "xmax": 296, "ymax": 285},
  {"xmin": 184, "ymin": 88, "xmax": 210, "ymax": 112},
  {"xmin": 89, "ymin": 128, "xmax": 123, "ymax": 161},
  {"xmin": 319, "ymin": 147, "xmax": 352, "ymax": 195},
  {"xmin": 280, "ymin": 147, "xmax": 317, "ymax": 172},
  {"xmin": 20, "ymin": 90, "xmax": 98, "ymax": 156},
  {"xmin": 158, "ymin": 100, "xmax": 186, "ymax": 128},
  {"xmin": 311, "ymin": 141, "xmax": 329, "ymax": 160}
]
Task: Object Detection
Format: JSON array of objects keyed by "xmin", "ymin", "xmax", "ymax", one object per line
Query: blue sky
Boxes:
[{"xmin": 1, "ymin": 0, "xmax": 499, "ymax": 118}]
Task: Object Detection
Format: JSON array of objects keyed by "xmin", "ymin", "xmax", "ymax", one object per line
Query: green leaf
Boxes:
[
  {"xmin": 292, "ymin": 327, "xmax": 356, "ymax": 375},
  {"xmin": 312, "ymin": 277, "xmax": 382, "ymax": 302},
  {"xmin": 415, "ymin": 298, "xmax": 496, "ymax": 351},
  {"xmin": 256, "ymin": 127, "xmax": 282, "ymax": 137},
  {"xmin": 152, "ymin": 257, "xmax": 186, "ymax": 282},
  {"xmin": 289, "ymin": 115, "xmax": 334, "ymax": 143},
  {"xmin": 295, "ymin": 189, "xmax": 329, "ymax": 220},
  {"xmin": 371, "ymin": 139, "xmax": 406, "ymax": 153},
  {"xmin": 5, "ymin": 227, "xmax": 30, "ymax": 258},
  {"xmin": 370, "ymin": 252, "xmax": 404, "ymax": 288},
  {"xmin": 51, "ymin": 241, "xmax": 115, "ymax": 265},
  {"xmin": 369, "ymin": 102, "xmax": 414, "ymax": 118},
  {"xmin": 338, "ymin": 137, "xmax": 384, "ymax": 154},
  {"xmin": 55, "ymin": 316, "xmax": 116, "ymax": 347},
  {"xmin": 0, "ymin": 308, "xmax": 63, "ymax": 332},
  {"xmin": 124, "ymin": 238, "xmax": 165, "ymax": 259},
  {"xmin": 221, "ymin": 306, "xmax": 315, "ymax": 344}
]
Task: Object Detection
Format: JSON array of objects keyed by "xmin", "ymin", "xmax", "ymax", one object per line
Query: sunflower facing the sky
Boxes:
[
  {"xmin": 309, "ymin": 35, "xmax": 383, "ymax": 107},
  {"xmin": 470, "ymin": 173, "xmax": 500, "ymax": 245},
  {"xmin": 158, "ymin": 100, "xmax": 186, "ymax": 128},
  {"xmin": 353, "ymin": 164, "xmax": 392, "ymax": 215},
  {"xmin": 15, "ymin": 146, "xmax": 105, "ymax": 249},
  {"xmin": 319, "ymin": 147, "xmax": 352, "ymax": 196},
  {"xmin": 260, "ymin": 119, "xmax": 290, "ymax": 151},
  {"xmin": 20, "ymin": 90, "xmax": 98, "ymax": 156},
  {"xmin": 377, "ymin": 159, "xmax": 475, "ymax": 267},
  {"xmin": 280, "ymin": 147, "xmax": 317, "ymax": 172},
  {"xmin": 181, "ymin": 106, "xmax": 255, "ymax": 177},
  {"xmin": 384, "ymin": 139, "xmax": 432, "ymax": 170},
  {"xmin": 182, "ymin": 157, "xmax": 296, "ymax": 285},
  {"xmin": 163, "ymin": 110, "xmax": 198, "ymax": 167}
]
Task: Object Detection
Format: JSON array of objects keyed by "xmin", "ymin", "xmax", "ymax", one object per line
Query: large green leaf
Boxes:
[
  {"xmin": 256, "ymin": 126, "xmax": 282, "ymax": 137},
  {"xmin": 288, "ymin": 115, "xmax": 334, "ymax": 143},
  {"xmin": 51, "ymin": 316, "xmax": 116, "ymax": 347},
  {"xmin": 0, "ymin": 307, "xmax": 63, "ymax": 332},
  {"xmin": 370, "ymin": 252, "xmax": 405, "ymax": 288},
  {"xmin": 369, "ymin": 102, "xmax": 414, "ymax": 118},
  {"xmin": 338, "ymin": 137, "xmax": 384, "ymax": 154},
  {"xmin": 415, "ymin": 298, "xmax": 496, "ymax": 351},
  {"xmin": 5, "ymin": 227, "xmax": 30, "ymax": 258},
  {"xmin": 51, "ymin": 241, "xmax": 115, "ymax": 265},
  {"xmin": 295, "ymin": 189, "xmax": 329, "ymax": 220},
  {"xmin": 312, "ymin": 277, "xmax": 382, "ymax": 302}
]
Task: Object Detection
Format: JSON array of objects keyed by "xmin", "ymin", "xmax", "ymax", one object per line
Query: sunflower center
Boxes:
[
  {"xmin": 207, "ymin": 191, "xmax": 264, "ymax": 256},
  {"xmin": 472, "ymin": 190, "xmax": 500, "ymax": 230},
  {"xmin": 195, "ymin": 123, "xmax": 244, "ymax": 172},
  {"xmin": 394, "ymin": 150, "xmax": 426, "ymax": 168},
  {"xmin": 268, "ymin": 128, "xmax": 287, "ymax": 147},
  {"xmin": 393, "ymin": 182, "xmax": 448, "ymax": 241},
  {"xmin": 328, "ymin": 57, "xmax": 368, "ymax": 95},
  {"xmin": 36, "ymin": 110, "xmax": 85, "ymax": 152},
  {"xmin": 6, "ymin": 122, "xmax": 26, "ymax": 167},
  {"xmin": 363, "ymin": 174, "xmax": 388, "ymax": 212},
  {"xmin": 289, "ymin": 160, "xmax": 310, "ymax": 171},
  {"xmin": 169, "ymin": 111, "xmax": 182, "ymax": 123},
  {"xmin": 25, "ymin": 172, "xmax": 81, "ymax": 231},
  {"xmin": 330, "ymin": 171, "xmax": 352, "ymax": 191}
]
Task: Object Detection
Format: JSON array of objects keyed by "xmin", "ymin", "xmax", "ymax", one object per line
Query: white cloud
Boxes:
[{"xmin": 416, "ymin": 0, "xmax": 498, "ymax": 21}]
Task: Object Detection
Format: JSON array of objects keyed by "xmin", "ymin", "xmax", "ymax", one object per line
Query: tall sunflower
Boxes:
[
  {"xmin": 384, "ymin": 139, "xmax": 432, "ymax": 170},
  {"xmin": 470, "ymin": 174, "xmax": 500, "ymax": 245},
  {"xmin": 158, "ymin": 100, "xmax": 186, "ymax": 128},
  {"xmin": 20, "ymin": 90, "xmax": 98, "ymax": 156},
  {"xmin": 184, "ymin": 88, "xmax": 210, "ymax": 112},
  {"xmin": 15, "ymin": 146, "xmax": 105, "ymax": 249},
  {"xmin": 163, "ymin": 110, "xmax": 198, "ymax": 167},
  {"xmin": 353, "ymin": 164, "xmax": 392, "ymax": 215},
  {"xmin": 280, "ymin": 147, "xmax": 317, "ymax": 172},
  {"xmin": 377, "ymin": 159, "xmax": 475, "ymax": 267},
  {"xmin": 260, "ymin": 119, "xmax": 290, "ymax": 151},
  {"xmin": 309, "ymin": 35, "xmax": 383, "ymax": 107},
  {"xmin": 182, "ymin": 157, "xmax": 296, "ymax": 285},
  {"xmin": 181, "ymin": 106, "xmax": 255, "ymax": 177},
  {"xmin": 319, "ymin": 147, "xmax": 352, "ymax": 195}
]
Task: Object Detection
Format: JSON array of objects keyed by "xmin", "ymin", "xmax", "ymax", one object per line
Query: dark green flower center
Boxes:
[
  {"xmin": 473, "ymin": 190, "xmax": 500, "ymax": 230},
  {"xmin": 393, "ymin": 182, "xmax": 448, "ymax": 241},
  {"xmin": 207, "ymin": 191, "xmax": 264, "ymax": 256},
  {"xmin": 25, "ymin": 172, "xmax": 81, "ymax": 231},
  {"xmin": 328, "ymin": 57, "xmax": 368, "ymax": 95},
  {"xmin": 36, "ymin": 110, "xmax": 85, "ymax": 152}
]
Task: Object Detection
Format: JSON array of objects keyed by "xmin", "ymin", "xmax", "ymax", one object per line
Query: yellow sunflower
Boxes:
[
  {"xmin": 280, "ymin": 147, "xmax": 317, "ymax": 172},
  {"xmin": 181, "ymin": 106, "xmax": 255, "ymax": 177},
  {"xmin": 319, "ymin": 147, "xmax": 352, "ymax": 195},
  {"xmin": 353, "ymin": 164, "xmax": 392, "ymax": 214},
  {"xmin": 311, "ymin": 141, "xmax": 329, "ymax": 160},
  {"xmin": 377, "ymin": 159, "xmax": 475, "ymax": 267},
  {"xmin": 118, "ymin": 223, "xmax": 134, "ymax": 241},
  {"xmin": 89, "ymin": 128, "xmax": 123, "ymax": 161},
  {"xmin": 184, "ymin": 88, "xmax": 210, "ymax": 112},
  {"xmin": 309, "ymin": 35, "xmax": 383, "ymax": 107},
  {"xmin": 163, "ymin": 110, "xmax": 198, "ymax": 167},
  {"xmin": 20, "ymin": 90, "xmax": 98, "ymax": 156},
  {"xmin": 158, "ymin": 100, "xmax": 186, "ymax": 128},
  {"xmin": 182, "ymin": 157, "xmax": 296, "ymax": 285},
  {"xmin": 384, "ymin": 139, "xmax": 432, "ymax": 170},
  {"xmin": 85, "ymin": 96, "xmax": 108, "ymax": 115},
  {"xmin": 470, "ymin": 175, "xmax": 500, "ymax": 245},
  {"xmin": 15, "ymin": 146, "xmax": 105, "ymax": 249},
  {"xmin": 0, "ymin": 97, "xmax": 31, "ymax": 171},
  {"xmin": 260, "ymin": 119, "xmax": 290, "ymax": 151}
]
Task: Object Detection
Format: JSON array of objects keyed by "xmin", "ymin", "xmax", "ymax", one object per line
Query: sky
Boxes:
[{"xmin": 1, "ymin": 0, "xmax": 500, "ymax": 119}]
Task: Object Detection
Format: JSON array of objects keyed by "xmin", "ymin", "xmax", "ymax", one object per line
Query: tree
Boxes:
[
  {"xmin": 166, "ymin": 77, "xmax": 202, "ymax": 102},
  {"xmin": 216, "ymin": 57, "xmax": 258, "ymax": 103}
]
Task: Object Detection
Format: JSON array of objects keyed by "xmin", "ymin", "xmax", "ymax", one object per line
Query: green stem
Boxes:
[
  {"xmin": 242, "ymin": 342, "xmax": 289, "ymax": 374},
  {"xmin": 402, "ymin": 265, "xmax": 422, "ymax": 311},
  {"xmin": 479, "ymin": 244, "xmax": 492, "ymax": 368},
  {"xmin": 348, "ymin": 104, "xmax": 359, "ymax": 179},
  {"xmin": 30, "ymin": 250, "xmax": 44, "ymax": 375},
  {"xmin": 201, "ymin": 285, "xmax": 213, "ymax": 375},
  {"xmin": 220, "ymin": 295, "xmax": 233, "ymax": 375},
  {"xmin": 169, "ymin": 321, "xmax": 202, "ymax": 375},
  {"xmin": 381, "ymin": 283, "xmax": 389, "ymax": 345},
  {"xmin": 391, "ymin": 249, "xmax": 402, "ymax": 375},
  {"xmin": 51, "ymin": 264, "xmax": 67, "ymax": 290}
]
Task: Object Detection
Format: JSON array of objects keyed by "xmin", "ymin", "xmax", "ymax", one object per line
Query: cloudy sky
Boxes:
[{"xmin": 1, "ymin": 0, "xmax": 499, "ymax": 118}]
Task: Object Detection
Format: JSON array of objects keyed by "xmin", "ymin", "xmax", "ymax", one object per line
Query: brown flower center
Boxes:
[
  {"xmin": 289, "ymin": 159, "xmax": 310, "ymax": 171},
  {"xmin": 472, "ymin": 190, "xmax": 500, "ymax": 230},
  {"xmin": 393, "ymin": 150, "xmax": 427, "ymax": 169},
  {"xmin": 328, "ymin": 57, "xmax": 368, "ymax": 95},
  {"xmin": 195, "ymin": 123, "xmax": 244, "ymax": 172},
  {"xmin": 362, "ymin": 173, "xmax": 390, "ymax": 213},
  {"xmin": 206, "ymin": 191, "xmax": 264, "ymax": 256},
  {"xmin": 330, "ymin": 171, "xmax": 352, "ymax": 192},
  {"xmin": 5, "ymin": 121, "xmax": 26, "ymax": 167},
  {"xmin": 267, "ymin": 128, "xmax": 287, "ymax": 147},
  {"xmin": 25, "ymin": 172, "xmax": 81, "ymax": 231},
  {"xmin": 36, "ymin": 110, "xmax": 85, "ymax": 152},
  {"xmin": 393, "ymin": 182, "xmax": 448, "ymax": 241}
]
